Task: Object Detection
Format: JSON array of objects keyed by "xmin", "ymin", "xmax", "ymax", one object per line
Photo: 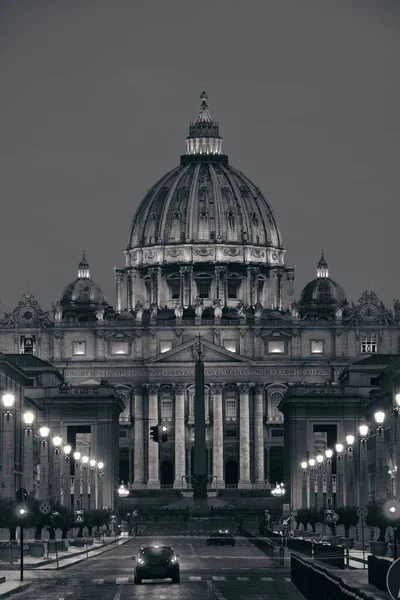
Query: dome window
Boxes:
[
  {"xmin": 167, "ymin": 276, "xmax": 181, "ymax": 300},
  {"xmin": 199, "ymin": 211, "xmax": 208, "ymax": 218},
  {"xmin": 195, "ymin": 275, "xmax": 212, "ymax": 299},
  {"xmin": 227, "ymin": 275, "xmax": 241, "ymax": 299}
]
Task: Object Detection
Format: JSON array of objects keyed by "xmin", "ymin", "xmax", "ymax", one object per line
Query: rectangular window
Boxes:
[
  {"xmin": 72, "ymin": 341, "xmax": 86, "ymax": 356},
  {"xmin": 225, "ymin": 429, "xmax": 237, "ymax": 438},
  {"xmin": 168, "ymin": 280, "xmax": 180, "ymax": 300},
  {"xmin": 267, "ymin": 340, "xmax": 285, "ymax": 354},
  {"xmin": 20, "ymin": 335, "xmax": 36, "ymax": 355},
  {"xmin": 196, "ymin": 279, "xmax": 211, "ymax": 299},
  {"xmin": 223, "ymin": 339, "xmax": 237, "ymax": 353},
  {"xmin": 227, "ymin": 279, "xmax": 240, "ymax": 299},
  {"xmin": 370, "ymin": 377, "xmax": 379, "ymax": 386},
  {"xmin": 161, "ymin": 399, "xmax": 173, "ymax": 420},
  {"xmin": 271, "ymin": 429, "xmax": 284, "ymax": 437},
  {"xmin": 311, "ymin": 340, "xmax": 324, "ymax": 354},
  {"xmin": 160, "ymin": 341, "xmax": 172, "ymax": 353},
  {"xmin": 361, "ymin": 333, "xmax": 377, "ymax": 354},
  {"xmin": 111, "ymin": 341, "xmax": 129, "ymax": 355},
  {"xmin": 225, "ymin": 399, "xmax": 237, "ymax": 420}
]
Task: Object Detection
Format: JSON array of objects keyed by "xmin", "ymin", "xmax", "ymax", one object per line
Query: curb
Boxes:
[
  {"xmin": 0, "ymin": 583, "xmax": 31, "ymax": 599},
  {"xmin": 37, "ymin": 536, "xmax": 133, "ymax": 570}
]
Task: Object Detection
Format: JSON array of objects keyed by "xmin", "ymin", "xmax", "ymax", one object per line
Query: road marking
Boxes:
[
  {"xmin": 261, "ymin": 577, "xmax": 274, "ymax": 581},
  {"xmin": 236, "ymin": 577, "xmax": 249, "ymax": 580},
  {"xmin": 207, "ymin": 581, "xmax": 228, "ymax": 600},
  {"xmin": 116, "ymin": 577, "xmax": 129, "ymax": 584},
  {"xmin": 92, "ymin": 579, "xmax": 104, "ymax": 584},
  {"xmin": 112, "ymin": 586, "xmax": 124, "ymax": 600},
  {"xmin": 189, "ymin": 576, "xmax": 202, "ymax": 581},
  {"xmin": 212, "ymin": 576, "xmax": 226, "ymax": 580}
]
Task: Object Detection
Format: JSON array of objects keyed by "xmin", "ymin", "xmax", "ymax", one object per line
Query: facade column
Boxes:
[
  {"xmin": 173, "ymin": 384, "xmax": 186, "ymax": 488},
  {"xmin": 186, "ymin": 448, "xmax": 192, "ymax": 483},
  {"xmin": 114, "ymin": 268, "xmax": 124, "ymax": 313},
  {"xmin": 132, "ymin": 386, "xmax": 144, "ymax": 488},
  {"xmin": 238, "ymin": 383, "xmax": 251, "ymax": 488},
  {"xmin": 254, "ymin": 385, "xmax": 266, "ymax": 487},
  {"xmin": 211, "ymin": 384, "xmax": 224, "ymax": 489},
  {"xmin": 147, "ymin": 384, "xmax": 160, "ymax": 488}
]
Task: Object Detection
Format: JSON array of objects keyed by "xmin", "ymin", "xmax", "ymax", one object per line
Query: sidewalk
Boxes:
[{"xmin": 0, "ymin": 535, "xmax": 133, "ymax": 598}]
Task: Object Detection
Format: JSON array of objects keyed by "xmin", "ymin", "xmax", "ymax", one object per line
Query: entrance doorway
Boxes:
[
  {"xmin": 161, "ymin": 460, "xmax": 174, "ymax": 486},
  {"xmin": 224, "ymin": 460, "xmax": 238, "ymax": 486}
]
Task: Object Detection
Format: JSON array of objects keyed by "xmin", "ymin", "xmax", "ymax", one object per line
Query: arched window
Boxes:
[{"xmin": 268, "ymin": 391, "xmax": 284, "ymax": 421}]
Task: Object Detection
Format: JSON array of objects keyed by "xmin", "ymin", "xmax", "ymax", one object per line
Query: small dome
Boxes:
[
  {"xmin": 298, "ymin": 253, "xmax": 347, "ymax": 319},
  {"xmin": 60, "ymin": 254, "xmax": 109, "ymax": 321},
  {"xmin": 300, "ymin": 277, "xmax": 347, "ymax": 305}
]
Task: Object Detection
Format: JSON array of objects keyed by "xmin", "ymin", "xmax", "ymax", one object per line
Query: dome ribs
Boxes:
[{"xmin": 158, "ymin": 165, "xmax": 190, "ymax": 243}]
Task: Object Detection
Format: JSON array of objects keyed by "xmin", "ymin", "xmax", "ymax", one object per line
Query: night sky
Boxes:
[{"xmin": 0, "ymin": 0, "xmax": 399, "ymax": 313}]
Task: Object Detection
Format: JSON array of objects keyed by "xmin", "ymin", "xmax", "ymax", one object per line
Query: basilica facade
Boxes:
[{"xmin": 1, "ymin": 93, "xmax": 400, "ymax": 501}]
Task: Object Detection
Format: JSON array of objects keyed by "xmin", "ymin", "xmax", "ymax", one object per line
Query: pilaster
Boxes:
[
  {"xmin": 173, "ymin": 383, "xmax": 186, "ymax": 488},
  {"xmin": 132, "ymin": 386, "xmax": 144, "ymax": 488},
  {"xmin": 147, "ymin": 384, "xmax": 160, "ymax": 488},
  {"xmin": 238, "ymin": 383, "xmax": 252, "ymax": 488},
  {"xmin": 211, "ymin": 384, "xmax": 224, "ymax": 489}
]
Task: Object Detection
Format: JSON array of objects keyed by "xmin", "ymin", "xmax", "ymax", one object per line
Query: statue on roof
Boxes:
[{"xmin": 194, "ymin": 296, "xmax": 204, "ymax": 319}]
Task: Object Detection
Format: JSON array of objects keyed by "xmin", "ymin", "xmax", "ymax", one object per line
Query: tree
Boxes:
[
  {"xmin": 365, "ymin": 500, "xmax": 390, "ymax": 542},
  {"xmin": 336, "ymin": 506, "xmax": 359, "ymax": 538},
  {"xmin": 52, "ymin": 503, "xmax": 74, "ymax": 539},
  {"xmin": 0, "ymin": 497, "xmax": 20, "ymax": 541},
  {"xmin": 307, "ymin": 508, "xmax": 319, "ymax": 533}
]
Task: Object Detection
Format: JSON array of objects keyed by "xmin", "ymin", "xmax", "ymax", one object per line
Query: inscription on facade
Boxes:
[
  {"xmin": 65, "ymin": 367, "xmax": 331, "ymax": 379},
  {"xmin": 59, "ymin": 388, "xmax": 100, "ymax": 395}
]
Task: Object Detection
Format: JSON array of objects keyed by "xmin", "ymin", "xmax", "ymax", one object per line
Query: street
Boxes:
[{"xmin": 7, "ymin": 526, "xmax": 305, "ymax": 600}]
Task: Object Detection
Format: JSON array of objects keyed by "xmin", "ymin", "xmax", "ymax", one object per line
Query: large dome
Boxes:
[{"xmin": 125, "ymin": 93, "xmax": 284, "ymax": 269}]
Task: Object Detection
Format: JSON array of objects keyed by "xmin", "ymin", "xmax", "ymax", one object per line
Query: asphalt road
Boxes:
[{"xmin": 9, "ymin": 530, "xmax": 305, "ymax": 600}]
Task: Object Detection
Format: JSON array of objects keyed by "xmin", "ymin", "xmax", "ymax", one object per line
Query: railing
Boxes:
[
  {"xmin": 291, "ymin": 553, "xmax": 379, "ymax": 600},
  {"xmin": 287, "ymin": 538, "xmax": 345, "ymax": 569},
  {"xmin": 367, "ymin": 555, "xmax": 391, "ymax": 591}
]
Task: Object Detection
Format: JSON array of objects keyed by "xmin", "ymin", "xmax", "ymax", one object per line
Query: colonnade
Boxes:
[{"xmin": 131, "ymin": 383, "xmax": 269, "ymax": 489}]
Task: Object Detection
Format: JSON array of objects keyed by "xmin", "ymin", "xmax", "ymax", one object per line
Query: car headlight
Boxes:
[
  {"xmin": 170, "ymin": 557, "xmax": 177, "ymax": 563},
  {"xmin": 138, "ymin": 558, "xmax": 144, "ymax": 564}
]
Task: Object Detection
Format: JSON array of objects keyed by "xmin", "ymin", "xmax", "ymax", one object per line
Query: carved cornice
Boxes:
[
  {"xmin": 254, "ymin": 384, "xmax": 265, "ymax": 394},
  {"xmin": 133, "ymin": 385, "xmax": 144, "ymax": 396},
  {"xmin": 238, "ymin": 383, "xmax": 252, "ymax": 394}
]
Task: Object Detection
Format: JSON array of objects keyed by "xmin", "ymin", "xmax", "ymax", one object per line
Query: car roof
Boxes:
[{"xmin": 139, "ymin": 545, "xmax": 173, "ymax": 552}]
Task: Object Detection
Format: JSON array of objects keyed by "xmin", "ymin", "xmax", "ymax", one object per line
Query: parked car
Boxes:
[
  {"xmin": 206, "ymin": 530, "xmax": 236, "ymax": 546},
  {"xmin": 132, "ymin": 545, "xmax": 180, "ymax": 584}
]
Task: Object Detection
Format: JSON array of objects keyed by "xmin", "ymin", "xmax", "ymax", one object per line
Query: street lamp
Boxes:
[
  {"xmin": 335, "ymin": 443, "xmax": 345, "ymax": 506},
  {"xmin": 359, "ymin": 425, "xmax": 369, "ymax": 505},
  {"xmin": 73, "ymin": 451, "xmax": 81, "ymax": 508},
  {"xmin": 39, "ymin": 426, "xmax": 50, "ymax": 500},
  {"xmin": 81, "ymin": 456, "xmax": 89, "ymax": 510},
  {"xmin": 52, "ymin": 436, "xmax": 62, "ymax": 501},
  {"xmin": 300, "ymin": 461, "xmax": 308, "ymax": 508},
  {"xmin": 316, "ymin": 455, "xmax": 324, "ymax": 510},
  {"xmin": 1, "ymin": 393, "xmax": 15, "ymax": 496},
  {"xmin": 22, "ymin": 412, "xmax": 35, "ymax": 495},
  {"xmin": 62, "ymin": 445, "xmax": 72, "ymax": 509},
  {"xmin": 308, "ymin": 458, "xmax": 316, "ymax": 509},
  {"xmin": 325, "ymin": 450, "xmax": 333, "ymax": 505},
  {"xmin": 345, "ymin": 435, "xmax": 355, "ymax": 505},
  {"xmin": 374, "ymin": 410, "xmax": 386, "ymax": 500},
  {"xmin": 97, "ymin": 461, "xmax": 104, "ymax": 509},
  {"xmin": 89, "ymin": 459, "xmax": 96, "ymax": 510}
]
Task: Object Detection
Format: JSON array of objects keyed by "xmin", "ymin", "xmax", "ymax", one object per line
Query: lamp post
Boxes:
[
  {"xmin": 309, "ymin": 458, "xmax": 316, "ymax": 509},
  {"xmin": 51, "ymin": 436, "xmax": 62, "ymax": 502},
  {"xmin": 22, "ymin": 411, "xmax": 35, "ymax": 496},
  {"xmin": 39, "ymin": 426, "xmax": 50, "ymax": 500},
  {"xmin": 97, "ymin": 461, "xmax": 104, "ymax": 509},
  {"xmin": 316, "ymin": 454, "xmax": 324, "ymax": 510},
  {"xmin": 89, "ymin": 459, "xmax": 96, "ymax": 510},
  {"xmin": 73, "ymin": 451, "xmax": 81, "ymax": 508},
  {"xmin": 62, "ymin": 445, "xmax": 72, "ymax": 508},
  {"xmin": 345, "ymin": 435, "xmax": 355, "ymax": 506},
  {"xmin": 374, "ymin": 410, "xmax": 386, "ymax": 501},
  {"xmin": 300, "ymin": 461, "xmax": 308, "ymax": 508},
  {"xmin": 325, "ymin": 449, "xmax": 333, "ymax": 506},
  {"xmin": 118, "ymin": 483, "xmax": 130, "ymax": 518},
  {"xmin": 358, "ymin": 424, "xmax": 369, "ymax": 506},
  {"xmin": 335, "ymin": 443, "xmax": 344, "ymax": 507},
  {"xmin": 1, "ymin": 393, "xmax": 15, "ymax": 497},
  {"xmin": 394, "ymin": 393, "xmax": 400, "ymax": 500},
  {"xmin": 81, "ymin": 455, "xmax": 89, "ymax": 510}
]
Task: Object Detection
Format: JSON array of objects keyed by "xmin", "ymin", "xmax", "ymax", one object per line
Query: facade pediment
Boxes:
[{"xmin": 145, "ymin": 338, "xmax": 253, "ymax": 364}]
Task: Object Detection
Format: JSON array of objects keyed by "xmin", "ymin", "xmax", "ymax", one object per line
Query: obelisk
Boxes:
[{"xmin": 193, "ymin": 338, "xmax": 208, "ymax": 511}]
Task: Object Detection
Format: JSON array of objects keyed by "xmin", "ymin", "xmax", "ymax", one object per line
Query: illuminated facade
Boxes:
[{"xmin": 1, "ymin": 94, "xmax": 400, "ymax": 499}]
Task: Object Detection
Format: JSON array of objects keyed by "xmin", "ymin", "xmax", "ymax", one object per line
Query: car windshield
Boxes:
[
  {"xmin": 141, "ymin": 547, "xmax": 173, "ymax": 558},
  {"xmin": 218, "ymin": 532, "xmax": 231, "ymax": 537}
]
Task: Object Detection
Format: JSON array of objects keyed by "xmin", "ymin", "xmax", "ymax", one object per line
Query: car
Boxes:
[
  {"xmin": 132, "ymin": 545, "xmax": 180, "ymax": 584},
  {"xmin": 206, "ymin": 530, "xmax": 236, "ymax": 546}
]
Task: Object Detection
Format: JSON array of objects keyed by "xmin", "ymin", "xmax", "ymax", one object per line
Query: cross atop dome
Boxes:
[
  {"xmin": 186, "ymin": 92, "xmax": 222, "ymax": 156},
  {"xmin": 317, "ymin": 251, "xmax": 329, "ymax": 278}
]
